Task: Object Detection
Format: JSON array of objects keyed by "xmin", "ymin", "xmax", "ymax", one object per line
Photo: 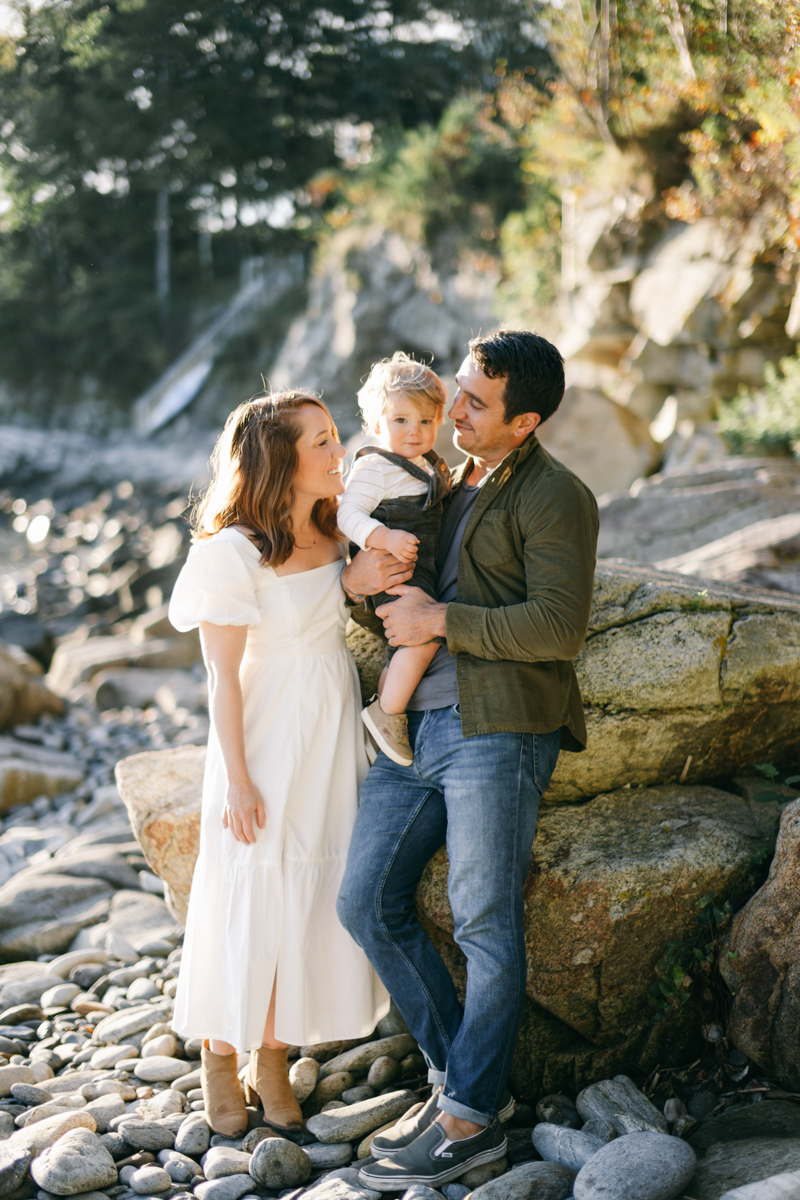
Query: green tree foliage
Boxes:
[
  {"xmin": 718, "ymin": 349, "xmax": 800, "ymax": 456},
  {"xmin": 0, "ymin": 0, "xmax": 544, "ymax": 412}
]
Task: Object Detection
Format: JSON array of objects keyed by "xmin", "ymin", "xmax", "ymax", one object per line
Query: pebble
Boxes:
[
  {"xmin": 535, "ymin": 1096, "xmax": 581, "ymax": 1130},
  {"xmin": 15, "ymin": 1110, "xmax": 98, "ymax": 1153},
  {"xmin": 194, "ymin": 1177, "xmax": 255, "ymax": 1200},
  {"xmin": 133, "ymin": 1057, "xmax": 192, "ymax": 1084},
  {"xmin": 142, "ymin": 1035, "xmax": 178, "ymax": 1059},
  {"xmin": 573, "ymin": 1131, "xmax": 697, "ymax": 1200},
  {"xmin": 92, "ymin": 1007, "xmax": 167, "ymax": 1047},
  {"xmin": 306, "ymin": 1090, "xmax": 417, "ymax": 1144},
  {"xmin": 0, "ymin": 1067, "xmax": 34, "ymax": 1098},
  {"xmin": 31, "ymin": 1127, "xmax": 119, "ymax": 1194},
  {"xmin": 99, "ymin": 1132, "xmax": 129, "ymax": 1160},
  {"xmin": 202, "ymin": 1148, "xmax": 252, "ymax": 1179},
  {"xmin": 317, "ymin": 1037, "xmax": 417, "ymax": 1081},
  {"xmin": 464, "ymin": 1161, "xmax": 576, "ymax": 1199},
  {"xmin": 689, "ymin": 1100, "xmax": 800, "ymax": 1155},
  {"xmin": 575, "ymin": 1077, "xmax": 669, "ymax": 1136},
  {"xmin": 532, "ymin": 1123, "xmax": 605, "ymax": 1170},
  {"xmin": 580, "ymin": 1119, "xmax": 616, "ymax": 1144},
  {"xmin": 40, "ymin": 984, "xmax": 81, "ymax": 1009},
  {"xmin": 459, "ymin": 1156, "xmax": 507, "ymax": 1189},
  {"xmin": 84, "ymin": 1094, "xmax": 126, "ymax": 1132},
  {"xmin": 241, "ymin": 1128, "xmax": 281, "ymax": 1154},
  {"xmin": 0, "ymin": 1113, "xmax": 15, "ymax": 1140},
  {"xmin": 718, "ymin": 1167, "xmax": 800, "ymax": 1199},
  {"xmin": 127, "ymin": 978, "xmax": 161, "ymax": 1003},
  {"xmin": 304, "ymin": 1178, "xmax": 380, "ymax": 1200},
  {"xmin": 340, "ymin": 1087, "xmax": 374, "ymax": 1108},
  {"xmin": 118, "ymin": 1120, "xmax": 175, "ymax": 1151},
  {"xmin": 310, "ymin": 1073, "xmax": 355, "ymax": 1107},
  {"xmin": 10, "ymin": 1083, "xmax": 54, "ymax": 1106},
  {"xmin": 441, "ymin": 1187, "xmax": 470, "ymax": 1200},
  {"xmin": 366, "ymin": 1058, "xmax": 400, "ymax": 1090},
  {"xmin": 399, "ymin": 1188, "xmax": 443, "ymax": 1200},
  {"xmin": 302, "ymin": 1142, "xmax": 353, "ymax": 1169},
  {"xmin": 0, "ymin": 1139, "xmax": 33, "ymax": 1196},
  {"xmin": 130, "ymin": 1165, "xmax": 172, "ymax": 1193},
  {"xmin": 687, "ymin": 1137, "xmax": 800, "ymax": 1199},
  {"xmin": 288, "ymin": 1058, "xmax": 319, "ymax": 1104},
  {"xmin": 248, "ymin": 1137, "xmax": 312, "ymax": 1189}
]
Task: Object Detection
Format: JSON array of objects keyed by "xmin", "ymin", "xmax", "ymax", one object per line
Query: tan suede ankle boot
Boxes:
[
  {"xmin": 201, "ymin": 1042, "xmax": 248, "ymax": 1137},
  {"xmin": 243, "ymin": 1045, "xmax": 303, "ymax": 1131}
]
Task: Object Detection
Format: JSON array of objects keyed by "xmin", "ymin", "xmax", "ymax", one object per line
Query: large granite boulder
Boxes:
[
  {"xmin": 115, "ymin": 745, "xmax": 205, "ymax": 924},
  {"xmin": 416, "ymin": 782, "xmax": 777, "ymax": 1097},
  {"xmin": 721, "ymin": 798, "xmax": 800, "ymax": 1089},
  {"xmin": 347, "ymin": 560, "xmax": 800, "ymax": 802}
]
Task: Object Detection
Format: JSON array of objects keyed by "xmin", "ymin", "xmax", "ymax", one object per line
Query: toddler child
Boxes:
[{"xmin": 338, "ymin": 351, "xmax": 451, "ymax": 766}]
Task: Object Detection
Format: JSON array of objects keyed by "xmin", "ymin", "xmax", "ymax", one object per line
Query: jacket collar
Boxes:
[{"xmin": 451, "ymin": 432, "xmax": 540, "ymax": 489}]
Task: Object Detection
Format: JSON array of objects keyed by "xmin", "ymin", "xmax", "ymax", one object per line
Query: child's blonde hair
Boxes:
[{"xmin": 357, "ymin": 351, "xmax": 447, "ymax": 432}]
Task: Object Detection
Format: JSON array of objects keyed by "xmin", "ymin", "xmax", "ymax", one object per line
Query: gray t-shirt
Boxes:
[{"xmin": 407, "ymin": 480, "xmax": 480, "ymax": 711}]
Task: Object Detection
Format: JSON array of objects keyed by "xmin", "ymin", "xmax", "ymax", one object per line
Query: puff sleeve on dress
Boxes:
[{"xmin": 168, "ymin": 530, "xmax": 261, "ymax": 631}]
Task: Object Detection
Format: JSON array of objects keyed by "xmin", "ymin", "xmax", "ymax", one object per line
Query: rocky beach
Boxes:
[{"xmin": 0, "ymin": 432, "xmax": 796, "ymax": 1200}]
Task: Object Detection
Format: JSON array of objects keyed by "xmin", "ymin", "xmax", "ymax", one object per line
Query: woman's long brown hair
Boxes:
[{"xmin": 191, "ymin": 391, "xmax": 342, "ymax": 567}]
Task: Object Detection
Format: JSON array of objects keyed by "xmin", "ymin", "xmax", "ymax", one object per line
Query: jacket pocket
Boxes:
[{"xmin": 469, "ymin": 510, "xmax": 515, "ymax": 566}]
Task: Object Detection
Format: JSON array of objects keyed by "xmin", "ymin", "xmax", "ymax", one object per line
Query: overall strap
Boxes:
[{"xmin": 355, "ymin": 444, "xmax": 434, "ymax": 486}]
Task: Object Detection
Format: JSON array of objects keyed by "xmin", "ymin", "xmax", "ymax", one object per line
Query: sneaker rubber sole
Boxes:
[
  {"xmin": 361, "ymin": 705, "xmax": 413, "ymax": 766},
  {"xmin": 359, "ymin": 1137, "xmax": 508, "ymax": 1191}
]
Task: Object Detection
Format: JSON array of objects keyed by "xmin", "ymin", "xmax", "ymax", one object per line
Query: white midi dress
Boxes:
[{"xmin": 168, "ymin": 527, "xmax": 389, "ymax": 1050}]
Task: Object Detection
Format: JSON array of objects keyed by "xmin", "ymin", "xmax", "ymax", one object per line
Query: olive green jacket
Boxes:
[{"xmin": 349, "ymin": 433, "xmax": 599, "ymax": 751}]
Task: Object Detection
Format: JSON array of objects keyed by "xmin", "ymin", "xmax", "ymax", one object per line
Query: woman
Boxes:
[{"xmin": 169, "ymin": 391, "xmax": 389, "ymax": 1136}]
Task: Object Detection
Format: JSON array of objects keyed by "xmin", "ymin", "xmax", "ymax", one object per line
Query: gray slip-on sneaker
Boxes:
[
  {"xmin": 371, "ymin": 1088, "xmax": 515, "ymax": 1158},
  {"xmin": 359, "ymin": 1118, "xmax": 507, "ymax": 1191}
]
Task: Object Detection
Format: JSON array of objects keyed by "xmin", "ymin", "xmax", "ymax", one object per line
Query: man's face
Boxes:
[{"xmin": 450, "ymin": 354, "xmax": 537, "ymax": 461}]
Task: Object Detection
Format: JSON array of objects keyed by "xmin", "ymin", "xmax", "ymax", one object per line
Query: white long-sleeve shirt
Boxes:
[{"xmin": 338, "ymin": 452, "xmax": 433, "ymax": 550}]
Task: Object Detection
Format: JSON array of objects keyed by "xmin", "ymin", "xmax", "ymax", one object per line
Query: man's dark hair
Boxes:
[{"xmin": 468, "ymin": 329, "xmax": 565, "ymax": 425}]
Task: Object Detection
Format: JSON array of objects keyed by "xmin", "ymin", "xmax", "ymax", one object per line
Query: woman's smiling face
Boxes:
[{"xmin": 292, "ymin": 403, "xmax": 347, "ymax": 501}]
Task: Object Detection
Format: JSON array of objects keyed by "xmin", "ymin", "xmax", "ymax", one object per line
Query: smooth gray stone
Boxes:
[
  {"xmin": 687, "ymin": 1138, "xmax": 800, "ymax": 1200},
  {"xmin": 201, "ymin": 1149, "xmax": 252, "ymax": 1180},
  {"xmin": 31, "ymin": 1128, "xmax": 118, "ymax": 1195},
  {"xmin": 467, "ymin": 1160, "xmax": 575, "ymax": 1199},
  {"xmin": 663, "ymin": 1098, "xmax": 688, "ymax": 1125},
  {"xmin": 400, "ymin": 1188, "xmax": 444, "ymax": 1200},
  {"xmin": 129, "ymin": 1165, "xmax": 171, "ymax": 1194},
  {"xmin": 175, "ymin": 1114, "xmax": 210, "ymax": 1157},
  {"xmin": 689, "ymin": 1101, "xmax": 800, "ymax": 1154},
  {"xmin": 248, "ymin": 1138, "xmax": 311, "ymax": 1190},
  {"xmin": 193, "ymin": 1178, "xmax": 254, "ymax": 1200},
  {"xmin": 0, "ymin": 1112, "xmax": 15, "ymax": 1141},
  {"xmin": 10, "ymin": 1083, "xmax": 53, "ymax": 1106},
  {"xmin": 575, "ymin": 1076, "xmax": 669, "ymax": 1136},
  {"xmin": 303, "ymin": 1178, "xmax": 380, "ymax": 1200},
  {"xmin": 99, "ymin": 1133, "xmax": 129, "ymax": 1160},
  {"xmin": 118, "ymin": 1120, "xmax": 175, "ymax": 1152},
  {"xmin": 340, "ymin": 1088, "xmax": 374, "ymax": 1107},
  {"xmin": 306, "ymin": 1091, "xmax": 416, "ymax": 1144},
  {"xmin": 441, "ymin": 1186, "xmax": 471, "ymax": 1200},
  {"xmin": 573, "ymin": 1131, "xmax": 696, "ymax": 1200},
  {"xmin": 208, "ymin": 1137, "xmax": 245, "ymax": 1152},
  {"xmin": 532, "ymin": 1123, "xmax": 604, "ymax": 1170},
  {"xmin": 536, "ymin": 1095, "xmax": 581, "ymax": 1130},
  {"xmin": 718, "ymin": 1167, "xmax": 800, "ymax": 1200},
  {"xmin": 580, "ymin": 1119, "xmax": 616, "ymax": 1144},
  {"xmin": 317, "ymin": 1037, "xmax": 417, "ymax": 1081},
  {"xmin": 302, "ymin": 1143, "xmax": 353, "ymax": 1169},
  {"xmin": 0, "ymin": 1139, "xmax": 33, "ymax": 1196}
]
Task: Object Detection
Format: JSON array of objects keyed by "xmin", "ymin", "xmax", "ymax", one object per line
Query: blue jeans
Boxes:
[{"xmin": 337, "ymin": 705, "xmax": 560, "ymax": 1126}]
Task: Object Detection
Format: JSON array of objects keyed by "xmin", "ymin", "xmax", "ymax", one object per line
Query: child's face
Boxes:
[{"xmin": 376, "ymin": 393, "xmax": 441, "ymax": 459}]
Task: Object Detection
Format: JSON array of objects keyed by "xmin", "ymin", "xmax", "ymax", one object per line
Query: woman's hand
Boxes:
[{"xmin": 223, "ymin": 776, "xmax": 266, "ymax": 844}]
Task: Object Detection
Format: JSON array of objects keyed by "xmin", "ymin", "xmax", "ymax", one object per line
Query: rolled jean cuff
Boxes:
[
  {"xmin": 437, "ymin": 1090, "xmax": 491, "ymax": 1128},
  {"xmin": 427, "ymin": 1069, "xmax": 446, "ymax": 1086}
]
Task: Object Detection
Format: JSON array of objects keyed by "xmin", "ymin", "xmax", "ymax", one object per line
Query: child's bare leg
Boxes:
[{"xmin": 380, "ymin": 643, "xmax": 441, "ymax": 714}]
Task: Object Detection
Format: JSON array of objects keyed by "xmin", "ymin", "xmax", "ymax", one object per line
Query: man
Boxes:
[{"xmin": 337, "ymin": 329, "xmax": 599, "ymax": 1192}]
